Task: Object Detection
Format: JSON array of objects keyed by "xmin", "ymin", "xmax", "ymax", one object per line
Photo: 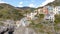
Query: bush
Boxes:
[
  {"xmin": 0, "ymin": 9, "xmax": 24, "ymax": 20},
  {"xmin": 54, "ymin": 15, "xmax": 60, "ymax": 24},
  {"xmin": 0, "ymin": 6, "xmax": 4, "ymax": 9},
  {"xmin": 39, "ymin": 14, "xmax": 44, "ymax": 18}
]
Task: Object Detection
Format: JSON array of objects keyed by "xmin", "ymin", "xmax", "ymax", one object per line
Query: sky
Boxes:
[{"xmin": 0, "ymin": 0, "xmax": 55, "ymax": 8}]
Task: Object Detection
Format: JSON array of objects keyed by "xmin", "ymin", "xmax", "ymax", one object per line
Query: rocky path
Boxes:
[{"xmin": 14, "ymin": 26, "xmax": 36, "ymax": 34}]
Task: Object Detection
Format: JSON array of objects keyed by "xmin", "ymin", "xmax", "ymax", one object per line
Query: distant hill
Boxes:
[
  {"xmin": 16, "ymin": 7, "xmax": 36, "ymax": 12},
  {"xmin": 16, "ymin": 7, "xmax": 35, "ymax": 10},
  {"xmin": 16, "ymin": 7, "xmax": 36, "ymax": 15}
]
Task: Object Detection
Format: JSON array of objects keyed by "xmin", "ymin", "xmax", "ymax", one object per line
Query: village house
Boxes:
[
  {"xmin": 36, "ymin": 6, "xmax": 55, "ymax": 22},
  {"xmin": 34, "ymin": 7, "xmax": 44, "ymax": 16},
  {"xmin": 26, "ymin": 12, "xmax": 37, "ymax": 20},
  {"xmin": 43, "ymin": 6, "xmax": 55, "ymax": 22},
  {"xmin": 34, "ymin": 6, "xmax": 60, "ymax": 22},
  {"xmin": 43, "ymin": 6, "xmax": 48, "ymax": 14},
  {"xmin": 54, "ymin": 6, "xmax": 60, "ymax": 14},
  {"xmin": 37, "ymin": 7, "xmax": 44, "ymax": 14}
]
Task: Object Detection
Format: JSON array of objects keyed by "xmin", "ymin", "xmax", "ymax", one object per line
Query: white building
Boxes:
[
  {"xmin": 47, "ymin": 6, "xmax": 60, "ymax": 14},
  {"xmin": 37, "ymin": 8, "xmax": 43, "ymax": 14},
  {"xmin": 26, "ymin": 12, "xmax": 37, "ymax": 20},
  {"xmin": 35, "ymin": 7, "xmax": 44, "ymax": 15},
  {"xmin": 54, "ymin": 6, "xmax": 60, "ymax": 14},
  {"xmin": 44, "ymin": 13, "xmax": 55, "ymax": 22}
]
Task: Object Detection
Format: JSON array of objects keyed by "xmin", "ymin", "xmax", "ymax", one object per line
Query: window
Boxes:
[{"xmin": 48, "ymin": 7, "xmax": 53, "ymax": 12}]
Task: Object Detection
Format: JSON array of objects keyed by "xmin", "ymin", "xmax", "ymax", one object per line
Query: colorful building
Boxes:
[
  {"xmin": 43, "ymin": 6, "xmax": 55, "ymax": 22},
  {"xmin": 43, "ymin": 6, "xmax": 48, "ymax": 14}
]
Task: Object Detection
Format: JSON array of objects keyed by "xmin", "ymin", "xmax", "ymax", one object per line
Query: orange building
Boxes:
[{"xmin": 43, "ymin": 7, "xmax": 48, "ymax": 14}]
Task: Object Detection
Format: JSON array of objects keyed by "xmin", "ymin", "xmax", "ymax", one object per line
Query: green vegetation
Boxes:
[
  {"xmin": 0, "ymin": 9, "xmax": 24, "ymax": 20},
  {"xmin": 29, "ymin": 14, "xmax": 60, "ymax": 34},
  {"xmin": 47, "ymin": 0, "xmax": 60, "ymax": 6},
  {"xmin": 54, "ymin": 26, "xmax": 60, "ymax": 31},
  {"xmin": 54, "ymin": 14, "xmax": 60, "ymax": 33},
  {"xmin": 0, "ymin": 3, "xmax": 35, "ymax": 21},
  {"xmin": 35, "ymin": 14, "xmax": 44, "ymax": 20},
  {"xmin": 30, "ymin": 22, "xmax": 43, "ymax": 28},
  {"xmin": 30, "ymin": 20, "xmax": 35, "ymax": 25},
  {"xmin": 29, "ymin": 21, "xmax": 44, "ymax": 33},
  {"xmin": 0, "ymin": 3, "xmax": 24, "ymax": 21},
  {"xmin": 29, "ymin": 20, "xmax": 54, "ymax": 34},
  {"xmin": 39, "ymin": 14, "xmax": 44, "ymax": 18},
  {"xmin": 29, "ymin": 14, "xmax": 44, "ymax": 28},
  {"xmin": 0, "ymin": 6, "xmax": 4, "ymax": 9},
  {"xmin": 54, "ymin": 15, "xmax": 60, "ymax": 24}
]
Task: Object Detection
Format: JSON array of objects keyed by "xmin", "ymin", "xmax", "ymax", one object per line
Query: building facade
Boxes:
[
  {"xmin": 54, "ymin": 6, "xmax": 60, "ymax": 14},
  {"xmin": 43, "ymin": 6, "xmax": 55, "ymax": 22},
  {"xmin": 43, "ymin": 6, "xmax": 49, "ymax": 14},
  {"xmin": 35, "ymin": 7, "xmax": 44, "ymax": 15}
]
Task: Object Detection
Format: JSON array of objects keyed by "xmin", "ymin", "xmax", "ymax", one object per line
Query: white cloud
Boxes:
[
  {"xmin": 29, "ymin": 3, "xmax": 35, "ymax": 7},
  {"xmin": 19, "ymin": 2, "xmax": 23, "ymax": 5},
  {"xmin": 0, "ymin": 0, "xmax": 6, "ymax": 3},
  {"xmin": 40, "ymin": 0, "xmax": 55, "ymax": 7},
  {"xmin": 18, "ymin": 2, "xmax": 23, "ymax": 7}
]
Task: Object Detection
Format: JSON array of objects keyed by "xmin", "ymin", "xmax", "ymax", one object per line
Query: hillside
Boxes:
[
  {"xmin": 47, "ymin": 0, "xmax": 60, "ymax": 6},
  {"xmin": 0, "ymin": 3, "xmax": 24, "ymax": 20},
  {"xmin": 0, "ymin": 3, "xmax": 36, "ymax": 20},
  {"xmin": 16, "ymin": 7, "xmax": 36, "ymax": 14},
  {"xmin": 16, "ymin": 7, "xmax": 35, "ymax": 10}
]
